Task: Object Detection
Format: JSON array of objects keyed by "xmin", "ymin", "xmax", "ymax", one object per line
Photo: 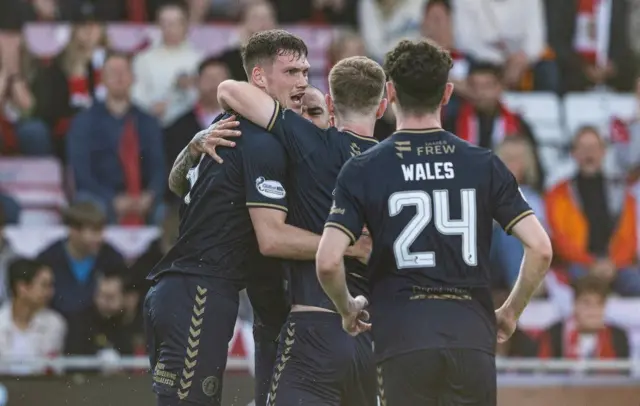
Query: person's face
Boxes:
[
  {"xmin": 422, "ymin": 3, "xmax": 451, "ymax": 43},
  {"xmin": 468, "ymin": 72, "xmax": 502, "ymax": 111},
  {"xmin": 260, "ymin": 54, "xmax": 310, "ymax": 114},
  {"xmin": 243, "ymin": 3, "xmax": 276, "ymax": 36},
  {"xmin": 103, "ymin": 57, "xmax": 133, "ymax": 98},
  {"xmin": 337, "ymin": 37, "xmax": 366, "ymax": 61},
  {"xmin": 572, "ymin": 130, "xmax": 605, "ymax": 175},
  {"xmin": 20, "ymin": 267, "xmax": 54, "ymax": 309},
  {"xmin": 301, "ymin": 88, "xmax": 330, "ymax": 128},
  {"xmin": 74, "ymin": 22, "xmax": 104, "ymax": 50},
  {"xmin": 69, "ymin": 225, "xmax": 104, "ymax": 256},
  {"xmin": 199, "ymin": 63, "xmax": 229, "ymax": 103},
  {"xmin": 94, "ymin": 278, "xmax": 124, "ymax": 318},
  {"xmin": 574, "ymin": 292, "xmax": 606, "ymax": 332},
  {"xmin": 498, "ymin": 142, "xmax": 527, "ymax": 183},
  {"xmin": 159, "ymin": 6, "xmax": 188, "ymax": 46}
]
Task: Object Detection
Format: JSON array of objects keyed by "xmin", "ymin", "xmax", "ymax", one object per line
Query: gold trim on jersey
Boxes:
[
  {"xmin": 267, "ymin": 322, "xmax": 296, "ymax": 406},
  {"xmin": 344, "ymin": 130, "xmax": 379, "ymax": 144},
  {"xmin": 393, "ymin": 128, "xmax": 443, "ymax": 135},
  {"xmin": 504, "ymin": 210, "xmax": 534, "ymax": 234},
  {"xmin": 246, "ymin": 202, "xmax": 288, "ymax": 212},
  {"xmin": 177, "ymin": 285, "xmax": 208, "ymax": 400},
  {"xmin": 324, "ymin": 222, "xmax": 356, "ymax": 245},
  {"xmin": 267, "ymin": 101, "xmax": 281, "ymax": 131}
]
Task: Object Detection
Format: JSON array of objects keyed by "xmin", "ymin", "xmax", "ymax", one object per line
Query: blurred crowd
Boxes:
[{"xmin": 0, "ymin": 0, "xmax": 636, "ymax": 374}]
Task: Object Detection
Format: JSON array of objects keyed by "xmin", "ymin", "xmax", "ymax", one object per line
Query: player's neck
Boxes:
[
  {"xmin": 335, "ymin": 116, "xmax": 375, "ymax": 138},
  {"xmin": 395, "ymin": 111, "xmax": 442, "ymax": 132}
]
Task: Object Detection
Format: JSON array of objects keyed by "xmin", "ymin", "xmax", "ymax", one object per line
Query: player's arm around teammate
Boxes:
[
  {"xmin": 217, "ymin": 80, "xmax": 283, "ymax": 130},
  {"xmin": 167, "ymin": 115, "xmax": 241, "ymax": 196}
]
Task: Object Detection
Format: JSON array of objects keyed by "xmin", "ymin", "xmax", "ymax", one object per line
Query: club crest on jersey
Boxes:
[{"xmin": 255, "ymin": 176, "xmax": 286, "ymax": 199}]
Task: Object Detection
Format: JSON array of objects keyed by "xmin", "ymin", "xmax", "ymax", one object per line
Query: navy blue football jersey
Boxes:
[
  {"xmin": 148, "ymin": 112, "xmax": 289, "ymax": 283},
  {"xmin": 268, "ymin": 102, "xmax": 378, "ymax": 308},
  {"xmin": 325, "ymin": 129, "xmax": 533, "ymax": 361}
]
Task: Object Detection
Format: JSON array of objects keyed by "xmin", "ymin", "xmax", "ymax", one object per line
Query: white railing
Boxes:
[{"xmin": 0, "ymin": 356, "xmax": 636, "ymax": 374}]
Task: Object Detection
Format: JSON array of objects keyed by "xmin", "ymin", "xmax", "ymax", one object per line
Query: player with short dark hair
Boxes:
[
  {"xmin": 217, "ymin": 55, "xmax": 387, "ymax": 406},
  {"xmin": 315, "ymin": 39, "xmax": 553, "ymax": 406},
  {"xmin": 146, "ymin": 30, "xmax": 330, "ymax": 406}
]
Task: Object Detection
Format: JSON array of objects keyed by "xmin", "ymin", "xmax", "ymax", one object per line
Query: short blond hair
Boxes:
[{"xmin": 328, "ymin": 56, "xmax": 385, "ymax": 116}]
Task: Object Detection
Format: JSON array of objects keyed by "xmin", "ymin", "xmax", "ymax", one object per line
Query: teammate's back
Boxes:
[
  {"xmin": 316, "ymin": 39, "xmax": 551, "ymax": 406},
  {"xmin": 330, "ymin": 129, "xmax": 531, "ymax": 358}
]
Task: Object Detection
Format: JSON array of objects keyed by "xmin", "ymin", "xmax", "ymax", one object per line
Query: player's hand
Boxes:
[
  {"xmin": 495, "ymin": 306, "xmax": 517, "ymax": 343},
  {"xmin": 188, "ymin": 115, "xmax": 241, "ymax": 164},
  {"xmin": 341, "ymin": 295, "xmax": 371, "ymax": 336},
  {"xmin": 346, "ymin": 229, "xmax": 372, "ymax": 265}
]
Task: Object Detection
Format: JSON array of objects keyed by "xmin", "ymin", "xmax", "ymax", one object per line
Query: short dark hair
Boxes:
[
  {"xmin": 198, "ymin": 55, "xmax": 227, "ymax": 76},
  {"xmin": 104, "ymin": 51, "xmax": 132, "ymax": 66},
  {"xmin": 426, "ymin": 0, "xmax": 451, "ymax": 12},
  {"xmin": 468, "ymin": 62, "xmax": 503, "ymax": 80},
  {"xmin": 8, "ymin": 258, "xmax": 48, "ymax": 296},
  {"xmin": 63, "ymin": 201, "xmax": 106, "ymax": 229},
  {"xmin": 383, "ymin": 39, "xmax": 452, "ymax": 114},
  {"xmin": 573, "ymin": 276, "xmax": 609, "ymax": 300},
  {"xmin": 241, "ymin": 29, "xmax": 308, "ymax": 77}
]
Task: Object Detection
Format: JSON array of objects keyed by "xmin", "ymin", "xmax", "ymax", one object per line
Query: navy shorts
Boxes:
[
  {"xmin": 341, "ymin": 331, "xmax": 377, "ymax": 406},
  {"xmin": 143, "ymin": 273, "xmax": 240, "ymax": 406},
  {"xmin": 378, "ymin": 348, "xmax": 496, "ymax": 406},
  {"xmin": 267, "ymin": 312, "xmax": 356, "ymax": 406}
]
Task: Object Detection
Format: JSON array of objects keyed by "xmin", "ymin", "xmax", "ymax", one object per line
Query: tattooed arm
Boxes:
[{"xmin": 168, "ymin": 116, "xmax": 242, "ymax": 197}]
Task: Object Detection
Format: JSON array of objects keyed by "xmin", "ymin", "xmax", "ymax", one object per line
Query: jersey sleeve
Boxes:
[
  {"xmin": 268, "ymin": 101, "xmax": 327, "ymax": 163},
  {"xmin": 243, "ymin": 124, "xmax": 289, "ymax": 213},
  {"xmin": 324, "ymin": 159, "xmax": 366, "ymax": 244},
  {"xmin": 490, "ymin": 155, "xmax": 534, "ymax": 234}
]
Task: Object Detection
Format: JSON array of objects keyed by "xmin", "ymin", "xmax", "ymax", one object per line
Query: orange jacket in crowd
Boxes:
[{"xmin": 544, "ymin": 179, "xmax": 637, "ymax": 268}]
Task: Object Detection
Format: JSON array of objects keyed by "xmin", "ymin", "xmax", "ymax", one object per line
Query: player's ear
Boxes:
[
  {"xmin": 385, "ymin": 81, "xmax": 396, "ymax": 105},
  {"xmin": 325, "ymin": 94, "xmax": 335, "ymax": 117},
  {"xmin": 441, "ymin": 82, "xmax": 454, "ymax": 106},
  {"xmin": 251, "ymin": 66, "xmax": 267, "ymax": 88},
  {"xmin": 376, "ymin": 98, "xmax": 388, "ymax": 120}
]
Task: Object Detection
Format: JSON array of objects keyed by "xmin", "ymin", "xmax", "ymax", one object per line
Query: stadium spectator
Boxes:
[
  {"xmin": 274, "ymin": 0, "xmax": 358, "ymax": 25},
  {"xmin": 611, "ymin": 77, "xmax": 640, "ymax": 183},
  {"xmin": 65, "ymin": 273, "xmax": 135, "ymax": 356},
  {"xmin": 129, "ymin": 209, "xmax": 180, "ymax": 309},
  {"xmin": 491, "ymin": 136, "xmax": 547, "ymax": 289},
  {"xmin": 220, "ymin": 0, "xmax": 277, "ymax": 81},
  {"xmin": 131, "ymin": 1, "xmax": 202, "ymax": 126},
  {"xmin": 67, "ymin": 53, "xmax": 165, "ymax": 225},
  {"xmin": 545, "ymin": 126, "xmax": 640, "ymax": 296},
  {"xmin": 546, "ymin": 0, "xmax": 635, "ymax": 92},
  {"xmin": 29, "ymin": 15, "xmax": 108, "ymax": 159},
  {"xmin": 187, "ymin": 0, "xmax": 242, "ymax": 22},
  {"xmin": 37, "ymin": 202, "xmax": 127, "ymax": 319},
  {"xmin": 163, "ymin": 56, "xmax": 229, "ymax": 179},
  {"xmin": 538, "ymin": 276, "xmax": 630, "ymax": 360},
  {"xmin": 357, "ymin": 0, "xmax": 426, "ymax": 62},
  {"xmin": 0, "ymin": 67, "xmax": 53, "ymax": 156},
  {"xmin": 422, "ymin": 0, "xmax": 471, "ymax": 99},
  {"xmin": 0, "ymin": 259, "xmax": 66, "ymax": 375},
  {"xmin": 443, "ymin": 63, "xmax": 544, "ymax": 189},
  {"xmin": 0, "ymin": 208, "xmax": 18, "ymax": 304},
  {"xmin": 453, "ymin": 0, "xmax": 557, "ymax": 92}
]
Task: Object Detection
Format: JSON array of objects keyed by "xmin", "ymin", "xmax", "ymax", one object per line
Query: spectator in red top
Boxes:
[
  {"xmin": 538, "ymin": 276, "xmax": 629, "ymax": 361},
  {"xmin": 30, "ymin": 12, "xmax": 107, "ymax": 159}
]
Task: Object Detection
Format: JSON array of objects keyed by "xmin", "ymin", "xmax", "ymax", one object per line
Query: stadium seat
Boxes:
[
  {"xmin": 563, "ymin": 92, "xmax": 636, "ymax": 138},
  {"xmin": 502, "ymin": 92, "xmax": 565, "ymax": 145},
  {"xmin": 0, "ymin": 158, "xmax": 67, "ymax": 225}
]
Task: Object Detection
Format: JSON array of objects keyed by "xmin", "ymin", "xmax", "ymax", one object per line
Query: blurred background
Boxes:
[{"xmin": 0, "ymin": 0, "xmax": 638, "ymax": 405}]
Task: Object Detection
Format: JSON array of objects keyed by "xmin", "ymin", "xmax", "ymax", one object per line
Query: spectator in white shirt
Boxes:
[
  {"xmin": 453, "ymin": 0, "xmax": 557, "ymax": 91},
  {"xmin": 131, "ymin": 2, "xmax": 203, "ymax": 127},
  {"xmin": 0, "ymin": 259, "xmax": 66, "ymax": 375},
  {"xmin": 358, "ymin": 0, "xmax": 427, "ymax": 62}
]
